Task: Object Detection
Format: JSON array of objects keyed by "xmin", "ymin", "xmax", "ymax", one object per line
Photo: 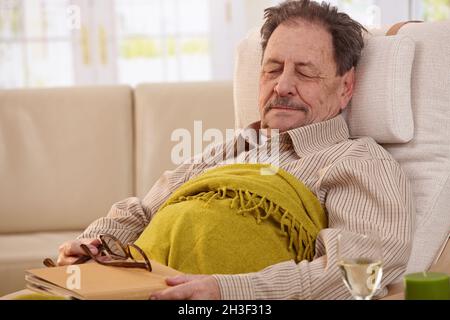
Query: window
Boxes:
[
  {"xmin": 0, "ymin": 0, "xmax": 74, "ymax": 88},
  {"xmin": 327, "ymin": 0, "xmax": 450, "ymax": 26},
  {"xmin": 0, "ymin": 0, "xmax": 211, "ymax": 88},
  {"xmin": 331, "ymin": 0, "xmax": 378, "ymax": 27},
  {"xmin": 1, "ymin": 0, "xmax": 448, "ymax": 89},
  {"xmin": 115, "ymin": 0, "xmax": 211, "ymax": 85},
  {"xmin": 421, "ymin": 0, "xmax": 450, "ymax": 21}
]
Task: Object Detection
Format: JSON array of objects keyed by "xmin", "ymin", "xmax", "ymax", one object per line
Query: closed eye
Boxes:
[
  {"xmin": 297, "ymin": 71, "xmax": 313, "ymax": 78},
  {"xmin": 297, "ymin": 70, "xmax": 323, "ymax": 80}
]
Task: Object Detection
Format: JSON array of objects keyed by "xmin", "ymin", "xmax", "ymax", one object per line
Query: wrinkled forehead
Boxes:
[{"xmin": 263, "ymin": 19, "xmax": 336, "ymax": 73}]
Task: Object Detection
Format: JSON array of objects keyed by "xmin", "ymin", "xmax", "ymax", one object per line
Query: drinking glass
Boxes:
[{"xmin": 337, "ymin": 231, "xmax": 383, "ymax": 300}]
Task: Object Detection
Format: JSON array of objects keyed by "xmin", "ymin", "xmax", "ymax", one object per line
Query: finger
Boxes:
[
  {"xmin": 62, "ymin": 240, "xmax": 98, "ymax": 257},
  {"xmin": 62, "ymin": 241, "xmax": 83, "ymax": 257},
  {"xmin": 166, "ymin": 274, "xmax": 205, "ymax": 286},
  {"xmin": 166, "ymin": 274, "xmax": 193, "ymax": 286},
  {"xmin": 56, "ymin": 255, "xmax": 80, "ymax": 266},
  {"xmin": 166, "ymin": 276, "xmax": 189, "ymax": 286},
  {"xmin": 79, "ymin": 238, "xmax": 101, "ymax": 255},
  {"xmin": 150, "ymin": 283, "xmax": 195, "ymax": 300},
  {"xmin": 84, "ymin": 238, "xmax": 101, "ymax": 248}
]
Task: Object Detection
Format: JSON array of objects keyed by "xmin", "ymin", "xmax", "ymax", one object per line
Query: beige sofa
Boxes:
[{"xmin": 0, "ymin": 82, "xmax": 235, "ymax": 295}]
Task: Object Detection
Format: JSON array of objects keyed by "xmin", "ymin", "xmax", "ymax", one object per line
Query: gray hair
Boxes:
[{"xmin": 261, "ymin": 0, "xmax": 367, "ymax": 76}]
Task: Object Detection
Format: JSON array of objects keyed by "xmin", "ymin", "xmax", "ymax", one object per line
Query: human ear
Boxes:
[{"xmin": 339, "ymin": 67, "xmax": 355, "ymax": 110}]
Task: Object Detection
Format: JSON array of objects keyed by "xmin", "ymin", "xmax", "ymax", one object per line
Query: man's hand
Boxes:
[
  {"xmin": 56, "ymin": 238, "xmax": 100, "ymax": 266},
  {"xmin": 150, "ymin": 275, "xmax": 221, "ymax": 300}
]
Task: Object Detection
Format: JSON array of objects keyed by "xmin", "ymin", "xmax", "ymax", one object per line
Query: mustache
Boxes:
[{"xmin": 264, "ymin": 97, "xmax": 309, "ymax": 113}]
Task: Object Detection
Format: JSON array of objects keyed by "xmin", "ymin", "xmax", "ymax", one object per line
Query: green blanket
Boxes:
[{"xmin": 134, "ymin": 164, "xmax": 327, "ymax": 274}]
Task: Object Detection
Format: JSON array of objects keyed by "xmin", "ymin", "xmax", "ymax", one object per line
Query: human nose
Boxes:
[{"xmin": 274, "ymin": 70, "xmax": 296, "ymax": 97}]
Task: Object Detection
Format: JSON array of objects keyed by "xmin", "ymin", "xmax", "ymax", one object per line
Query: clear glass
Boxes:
[
  {"xmin": 101, "ymin": 235, "xmax": 128, "ymax": 259},
  {"xmin": 337, "ymin": 231, "xmax": 383, "ymax": 300}
]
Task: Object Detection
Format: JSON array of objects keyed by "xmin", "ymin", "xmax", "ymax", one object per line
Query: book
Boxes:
[{"xmin": 25, "ymin": 261, "xmax": 182, "ymax": 300}]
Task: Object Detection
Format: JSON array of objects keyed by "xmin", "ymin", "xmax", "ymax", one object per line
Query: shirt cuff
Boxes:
[
  {"xmin": 213, "ymin": 274, "xmax": 255, "ymax": 300},
  {"xmin": 76, "ymin": 226, "xmax": 137, "ymax": 244},
  {"xmin": 213, "ymin": 260, "xmax": 308, "ymax": 300}
]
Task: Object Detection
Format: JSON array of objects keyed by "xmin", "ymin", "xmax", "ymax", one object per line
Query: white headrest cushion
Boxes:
[{"xmin": 347, "ymin": 35, "xmax": 415, "ymax": 143}]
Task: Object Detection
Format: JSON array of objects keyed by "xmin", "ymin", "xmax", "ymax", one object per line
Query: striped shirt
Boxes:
[{"xmin": 78, "ymin": 115, "xmax": 414, "ymax": 300}]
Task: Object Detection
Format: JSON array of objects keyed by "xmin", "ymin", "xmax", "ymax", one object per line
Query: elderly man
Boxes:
[{"xmin": 57, "ymin": 0, "xmax": 413, "ymax": 300}]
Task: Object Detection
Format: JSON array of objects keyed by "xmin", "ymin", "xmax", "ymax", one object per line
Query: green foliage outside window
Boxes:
[
  {"xmin": 120, "ymin": 36, "xmax": 209, "ymax": 59},
  {"xmin": 181, "ymin": 38, "xmax": 209, "ymax": 55},
  {"xmin": 120, "ymin": 37, "xmax": 161, "ymax": 58},
  {"xmin": 423, "ymin": 0, "xmax": 450, "ymax": 21},
  {"xmin": 0, "ymin": 4, "xmax": 22, "ymax": 37},
  {"xmin": 339, "ymin": 0, "xmax": 449, "ymax": 22}
]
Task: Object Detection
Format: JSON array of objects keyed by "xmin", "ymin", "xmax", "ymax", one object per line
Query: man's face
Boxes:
[{"xmin": 259, "ymin": 19, "xmax": 354, "ymax": 132}]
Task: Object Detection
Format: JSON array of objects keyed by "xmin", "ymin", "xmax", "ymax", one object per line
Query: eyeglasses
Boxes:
[{"xmin": 43, "ymin": 234, "xmax": 152, "ymax": 272}]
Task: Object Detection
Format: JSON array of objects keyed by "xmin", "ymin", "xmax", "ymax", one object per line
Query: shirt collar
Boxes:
[{"xmin": 241, "ymin": 115, "xmax": 350, "ymax": 158}]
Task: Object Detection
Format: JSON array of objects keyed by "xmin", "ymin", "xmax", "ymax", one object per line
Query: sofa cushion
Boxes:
[
  {"xmin": 134, "ymin": 82, "xmax": 235, "ymax": 198},
  {"xmin": 0, "ymin": 86, "xmax": 134, "ymax": 233},
  {"xmin": 233, "ymin": 28, "xmax": 415, "ymax": 143},
  {"xmin": 0, "ymin": 231, "xmax": 82, "ymax": 295}
]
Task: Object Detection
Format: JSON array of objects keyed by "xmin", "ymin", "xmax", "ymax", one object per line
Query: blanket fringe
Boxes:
[{"xmin": 169, "ymin": 187, "xmax": 315, "ymax": 262}]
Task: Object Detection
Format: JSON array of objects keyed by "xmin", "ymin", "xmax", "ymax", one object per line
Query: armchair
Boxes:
[{"xmin": 233, "ymin": 20, "xmax": 450, "ymax": 297}]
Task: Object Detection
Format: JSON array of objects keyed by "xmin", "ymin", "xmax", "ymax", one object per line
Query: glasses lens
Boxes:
[{"xmin": 101, "ymin": 235, "xmax": 128, "ymax": 259}]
